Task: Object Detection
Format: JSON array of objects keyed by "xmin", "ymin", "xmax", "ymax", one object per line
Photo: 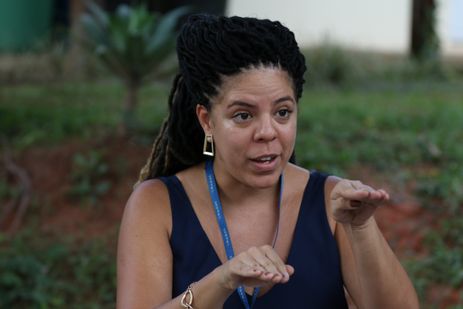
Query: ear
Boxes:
[{"xmin": 196, "ymin": 104, "xmax": 213, "ymax": 134}]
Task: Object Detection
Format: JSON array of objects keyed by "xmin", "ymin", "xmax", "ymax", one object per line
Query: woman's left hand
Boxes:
[{"xmin": 329, "ymin": 179, "xmax": 390, "ymax": 228}]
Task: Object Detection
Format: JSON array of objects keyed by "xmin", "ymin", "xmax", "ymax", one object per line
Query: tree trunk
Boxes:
[
  {"xmin": 410, "ymin": 0, "xmax": 439, "ymax": 62},
  {"xmin": 121, "ymin": 81, "xmax": 140, "ymax": 135},
  {"xmin": 64, "ymin": 0, "xmax": 86, "ymax": 78}
]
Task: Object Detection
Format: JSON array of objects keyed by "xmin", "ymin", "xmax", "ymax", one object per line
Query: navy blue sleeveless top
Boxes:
[{"xmin": 160, "ymin": 171, "xmax": 348, "ymax": 308}]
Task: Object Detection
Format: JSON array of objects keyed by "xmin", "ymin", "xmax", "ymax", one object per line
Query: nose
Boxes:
[{"xmin": 254, "ymin": 115, "xmax": 277, "ymax": 142}]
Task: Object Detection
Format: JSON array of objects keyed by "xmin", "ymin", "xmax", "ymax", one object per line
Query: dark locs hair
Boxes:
[{"xmin": 138, "ymin": 14, "xmax": 306, "ymax": 182}]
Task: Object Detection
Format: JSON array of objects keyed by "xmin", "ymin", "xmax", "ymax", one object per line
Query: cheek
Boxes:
[
  {"xmin": 283, "ymin": 119, "xmax": 297, "ymax": 143},
  {"xmin": 214, "ymin": 125, "xmax": 251, "ymax": 156},
  {"xmin": 281, "ymin": 121, "xmax": 297, "ymax": 157}
]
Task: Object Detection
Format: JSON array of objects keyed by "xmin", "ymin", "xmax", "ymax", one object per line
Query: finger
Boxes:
[
  {"xmin": 361, "ymin": 190, "xmax": 390, "ymax": 204},
  {"xmin": 231, "ymin": 258, "xmax": 267, "ymax": 281},
  {"xmin": 331, "ymin": 188, "xmax": 369, "ymax": 201},
  {"xmin": 362, "ymin": 186, "xmax": 391, "ymax": 201},
  {"xmin": 349, "ymin": 180, "xmax": 363, "ymax": 190},
  {"xmin": 261, "ymin": 246, "xmax": 289, "ymax": 278},
  {"xmin": 335, "ymin": 188, "xmax": 388, "ymax": 204},
  {"xmin": 238, "ymin": 264, "xmax": 263, "ymax": 277},
  {"xmin": 226, "ymin": 258, "xmax": 280, "ymax": 289},
  {"xmin": 348, "ymin": 196, "xmax": 388, "ymax": 210},
  {"xmin": 239, "ymin": 253, "xmax": 265, "ymax": 272},
  {"xmin": 260, "ymin": 257, "xmax": 292, "ymax": 284},
  {"xmin": 233, "ymin": 252, "xmax": 268, "ymax": 277},
  {"xmin": 286, "ymin": 265, "xmax": 295, "ymax": 276},
  {"xmin": 243, "ymin": 265, "xmax": 278, "ymax": 282},
  {"xmin": 280, "ymin": 265, "xmax": 295, "ymax": 284},
  {"xmin": 377, "ymin": 189, "xmax": 390, "ymax": 201},
  {"xmin": 248, "ymin": 247, "xmax": 282, "ymax": 278},
  {"xmin": 253, "ymin": 264, "xmax": 294, "ymax": 284}
]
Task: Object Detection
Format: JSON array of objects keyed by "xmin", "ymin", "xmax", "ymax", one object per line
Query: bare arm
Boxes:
[
  {"xmin": 117, "ymin": 180, "xmax": 294, "ymax": 309},
  {"xmin": 117, "ymin": 180, "xmax": 173, "ymax": 308},
  {"xmin": 325, "ymin": 177, "xmax": 419, "ymax": 309}
]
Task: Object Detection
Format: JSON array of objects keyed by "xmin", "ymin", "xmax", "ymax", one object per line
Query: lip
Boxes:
[{"xmin": 249, "ymin": 154, "xmax": 280, "ymax": 172}]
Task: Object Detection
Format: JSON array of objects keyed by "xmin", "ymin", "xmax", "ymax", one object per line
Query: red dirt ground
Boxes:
[{"xmin": 12, "ymin": 135, "xmax": 149, "ymax": 241}]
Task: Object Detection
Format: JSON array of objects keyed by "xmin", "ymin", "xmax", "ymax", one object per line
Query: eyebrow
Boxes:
[
  {"xmin": 275, "ymin": 96, "xmax": 295, "ymax": 104},
  {"xmin": 227, "ymin": 96, "xmax": 295, "ymax": 108}
]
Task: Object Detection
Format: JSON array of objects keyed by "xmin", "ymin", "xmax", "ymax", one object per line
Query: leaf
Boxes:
[
  {"xmin": 80, "ymin": 14, "xmax": 107, "ymax": 46},
  {"xmin": 147, "ymin": 6, "xmax": 190, "ymax": 52},
  {"xmin": 85, "ymin": 0, "xmax": 109, "ymax": 27},
  {"xmin": 115, "ymin": 4, "xmax": 131, "ymax": 20}
]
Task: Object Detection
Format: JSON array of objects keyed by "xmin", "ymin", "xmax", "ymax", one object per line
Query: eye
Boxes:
[
  {"xmin": 276, "ymin": 109, "xmax": 292, "ymax": 119},
  {"xmin": 233, "ymin": 112, "xmax": 252, "ymax": 123}
]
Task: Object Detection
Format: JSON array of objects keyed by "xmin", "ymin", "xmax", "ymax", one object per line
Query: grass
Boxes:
[
  {"xmin": 1, "ymin": 78, "xmax": 463, "ymax": 307},
  {"xmin": 297, "ymin": 84, "xmax": 463, "ymax": 173},
  {"xmin": 0, "ymin": 79, "xmax": 169, "ymax": 149}
]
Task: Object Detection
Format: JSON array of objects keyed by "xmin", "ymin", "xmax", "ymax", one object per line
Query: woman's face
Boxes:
[{"xmin": 197, "ymin": 67, "xmax": 298, "ymax": 189}]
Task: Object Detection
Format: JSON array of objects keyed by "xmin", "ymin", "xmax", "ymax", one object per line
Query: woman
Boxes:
[{"xmin": 117, "ymin": 14, "xmax": 419, "ymax": 308}]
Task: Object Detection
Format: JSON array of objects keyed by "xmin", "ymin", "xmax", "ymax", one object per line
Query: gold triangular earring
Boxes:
[{"xmin": 203, "ymin": 134, "xmax": 214, "ymax": 156}]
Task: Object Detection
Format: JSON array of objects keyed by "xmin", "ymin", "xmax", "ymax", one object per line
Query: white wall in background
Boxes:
[
  {"xmin": 227, "ymin": 0, "xmax": 463, "ymax": 56},
  {"xmin": 438, "ymin": 0, "xmax": 463, "ymax": 56}
]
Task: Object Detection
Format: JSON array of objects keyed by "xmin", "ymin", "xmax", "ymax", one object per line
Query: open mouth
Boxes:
[{"xmin": 250, "ymin": 155, "xmax": 278, "ymax": 164}]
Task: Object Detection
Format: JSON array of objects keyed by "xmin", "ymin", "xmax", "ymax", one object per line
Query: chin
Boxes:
[{"xmin": 247, "ymin": 172, "xmax": 282, "ymax": 189}]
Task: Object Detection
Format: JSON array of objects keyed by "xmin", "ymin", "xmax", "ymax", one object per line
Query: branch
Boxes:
[{"xmin": 0, "ymin": 137, "xmax": 32, "ymax": 234}]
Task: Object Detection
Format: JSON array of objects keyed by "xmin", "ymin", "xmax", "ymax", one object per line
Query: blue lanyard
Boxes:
[{"xmin": 205, "ymin": 160, "xmax": 283, "ymax": 309}]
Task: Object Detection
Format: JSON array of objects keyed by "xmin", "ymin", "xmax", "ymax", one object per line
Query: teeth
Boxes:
[{"xmin": 258, "ymin": 156, "xmax": 272, "ymax": 162}]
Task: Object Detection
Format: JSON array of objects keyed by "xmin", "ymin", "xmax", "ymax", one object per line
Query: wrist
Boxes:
[
  {"xmin": 212, "ymin": 265, "xmax": 238, "ymax": 292},
  {"xmin": 344, "ymin": 217, "xmax": 376, "ymax": 231}
]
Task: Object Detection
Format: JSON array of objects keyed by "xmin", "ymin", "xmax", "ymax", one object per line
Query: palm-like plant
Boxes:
[{"xmin": 81, "ymin": 2, "xmax": 188, "ymax": 133}]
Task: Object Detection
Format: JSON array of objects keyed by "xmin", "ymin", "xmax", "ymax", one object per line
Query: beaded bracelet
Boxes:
[{"xmin": 180, "ymin": 284, "xmax": 194, "ymax": 308}]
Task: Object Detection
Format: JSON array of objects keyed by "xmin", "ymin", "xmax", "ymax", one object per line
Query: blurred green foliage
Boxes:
[
  {"xmin": 296, "ymin": 86, "xmax": 463, "ymax": 176},
  {"xmin": 1, "ymin": 46, "xmax": 462, "ymax": 307},
  {"xmin": 0, "ymin": 81, "xmax": 168, "ymax": 149},
  {"xmin": 0, "ymin": 231, "xmax": 116, "ymax": 308},
  {"xmin": 305, "ymin": 44, "xmax": 356, "ymax": 85},
  {"xmin": 406, "ymin": 218, "xmax": 463, "ymax": 301},
  {"xmin": 81, "ymin": 2, "xmax": 187, "ymax": 132},
  {"xmin": 69, "ymin": 151, "xmax": 111, "ymax": 205},
  {"xmin": 0, "ymin": 178, "xmax": 18, "ymax": 201},
  {"xmin": 81, "ymin": 2, "xmax": 186, "ymax": 83},
  {"xmin": 304, "ymin": 43, "xmax": 456, "ymax": 87}
]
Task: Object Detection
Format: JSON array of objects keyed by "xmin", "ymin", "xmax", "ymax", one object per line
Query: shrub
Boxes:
[{"xmin": 69, "ymin": 151, "xmax": 111, "ymax": 205}]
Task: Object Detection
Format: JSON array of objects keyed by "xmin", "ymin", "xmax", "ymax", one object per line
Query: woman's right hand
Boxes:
[{"xmin": 217, "ymin": 245, "xmax": 294, "ymax": 291}]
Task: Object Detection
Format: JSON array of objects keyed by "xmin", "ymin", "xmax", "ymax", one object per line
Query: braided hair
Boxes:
[{"xmin": 138, "ymin": 14, "xmax": 306, "ymax": 182}]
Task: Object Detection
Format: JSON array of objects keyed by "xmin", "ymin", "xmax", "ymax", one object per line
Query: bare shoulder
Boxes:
[
  {"xmin": 285, "ymin": 163, "xmax": 309, "ymax": 183},
  {"xmin": 129, "ymin": 178, "xmax": 170, "ymax": 206},
  {"xmin": 285, "ymin": 163, "xmax": 342, "ymax": 196},
  {"xmin": 283, "ymin": 164, "xmax": 310, "ymax": 208},
  {"xmin": 122, "ymin": 179, "xmax": 172, "ymax": 235}
]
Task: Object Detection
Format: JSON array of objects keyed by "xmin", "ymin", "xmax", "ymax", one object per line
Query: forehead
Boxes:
[{"xmin": 212, "ymin": 67, "xmax": 295, "ymax": 104}]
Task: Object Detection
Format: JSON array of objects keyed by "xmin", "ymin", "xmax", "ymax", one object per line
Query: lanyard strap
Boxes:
[{"xmin": 205, "ymin": 160, "xmax": 283, "ymax": 309}]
